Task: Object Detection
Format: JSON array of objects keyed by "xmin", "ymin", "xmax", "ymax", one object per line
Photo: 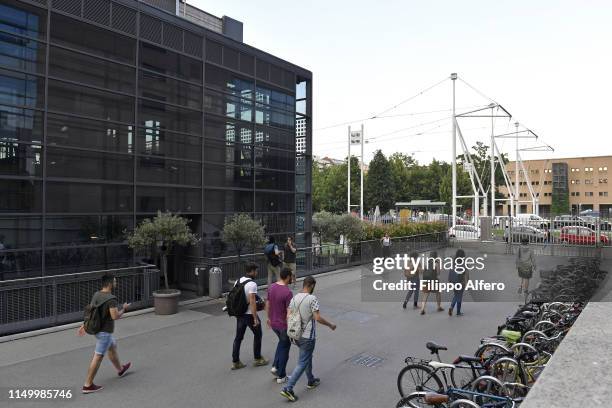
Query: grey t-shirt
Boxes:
[
  {"xmin": 289, "ymin": 293, "xmax": 320, "ymax": 340},
  {"xmin": 90, "ymin": 291, "xmax": 117, "ymax": 333}
]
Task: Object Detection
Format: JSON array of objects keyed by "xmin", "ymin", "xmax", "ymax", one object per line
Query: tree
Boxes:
[
  {"xmin": 222, "ymin": 213, "xmax": 266, "ymax": 268},
  {"xmin": 312, "ymin": 211, "xmax": 338, "ymax": 243},
  {"xmin": 312, "ymin": 157, "xmax": 360, "ymax": 213},
  {"xmin": 439, "ymin": 167, "xmax": 472, "ymax": 214},
  {"xmin": 336, "ymin": 213, "xmax": 365, "ymax": 243},
  {"xmin": 127, "ymin": 211, "xmax": 198, "ymax": 290},
  {"xmin": 389, "ymin": 153, "xmax": 415, "ymax": 203},
  {"xmin": 365, "ymin": 150, "xmax": 395, "ymax": 212}
]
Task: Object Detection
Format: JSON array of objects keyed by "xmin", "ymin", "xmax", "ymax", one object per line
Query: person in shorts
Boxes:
[
  {"xmin": 77, "ymin": 273, "xmax": 131, "ymax": 394},
  {"xmin": 283, "ymin": 236, "xmax": 297, "ymax": 288}
]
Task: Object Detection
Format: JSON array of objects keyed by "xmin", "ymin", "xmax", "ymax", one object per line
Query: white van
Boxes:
[{"xmin": 514, "ymin": 213, "xmax": 550, "ymax": 229}]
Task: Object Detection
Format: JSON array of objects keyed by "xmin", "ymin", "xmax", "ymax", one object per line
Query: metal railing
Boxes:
[
  {"xmin": 184, "ymin": 231, "xmax": 448, "ymax": 295},
  {"xmin": 0, "ymin": 265, "xmax": 159, "ymax": 337}
]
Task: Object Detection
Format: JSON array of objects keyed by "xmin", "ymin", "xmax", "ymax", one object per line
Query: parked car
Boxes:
[
  {"xmin": 448, "ymin": 225, "xmax": 480, "ymax": 240},
  {"xmin": 493, "ymin": 216, "xmax": 512, "ymax": 228},
  {"xmin": 514, "ymin": 213, "xmax": 550, "ymax": 229},
  {"xmin": 559, "ymin": 226, "xmax": 609, "ymax": 245},
  {"xmin": 506, "ymin": 225, "xmax": 547, "ymax": 243},
  {"xmin": 435, "ymin": 214, "xmax": 469, "ymax": 225},
  {"xmin": 581, "ymin": 216, "xmax": 612, "ymax": 231}
]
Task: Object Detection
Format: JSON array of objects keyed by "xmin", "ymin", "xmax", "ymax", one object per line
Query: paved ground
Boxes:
[{"xmin": 0, "ymin": 247, "xmax": 579, "ymax": 408}]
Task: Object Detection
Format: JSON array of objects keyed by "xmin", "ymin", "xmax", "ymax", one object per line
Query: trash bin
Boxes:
[{"xmin": 209, "ymin": 267, "xmax": 222, "ymax": 298}]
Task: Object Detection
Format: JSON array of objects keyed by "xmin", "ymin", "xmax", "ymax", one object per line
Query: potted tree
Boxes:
[
  {"xmin": 222, "ymin": 213, "xmax": 266, "ymax": 276},
  {"xmin": 336, "ymin": 213, "xmax": 365, "ymax": 264},
  {"xmin": 312, "ymin": 211, "xmax": 339, "ymax": 267},
  {"xmin": 127, "ymin": 211, "xmax": 198, "ymax": 315}
]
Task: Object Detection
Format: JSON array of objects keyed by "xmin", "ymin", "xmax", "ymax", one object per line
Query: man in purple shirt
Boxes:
[{"xmin": 266, "ymin": 267, "xmax": 294, "ymax": 383}]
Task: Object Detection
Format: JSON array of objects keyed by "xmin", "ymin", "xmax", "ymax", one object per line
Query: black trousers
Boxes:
[{"xmin": 232, "ymin": 314, "xmax": 262, "ymax": 363}]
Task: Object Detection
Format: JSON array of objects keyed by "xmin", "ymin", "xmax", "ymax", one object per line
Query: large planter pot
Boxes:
[{"xmin": 153, "ymin": 289, "xmax": 181, "ymax": 315}]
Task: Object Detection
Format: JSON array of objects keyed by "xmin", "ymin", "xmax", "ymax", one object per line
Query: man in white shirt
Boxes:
[{"xmin": 231, "ymin": 263, "xmax": 269, "ymax": 370}]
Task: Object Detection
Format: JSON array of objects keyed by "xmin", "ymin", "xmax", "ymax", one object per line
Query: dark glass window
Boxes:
[
  {"xmin": 49, "ymin": 47, "xmax": 136, "ymax": 94},
  {"xmin": 139, "ymin": 100, "xmax": 202, "ymax": 135},
  {"xmin": 137, "ymin": 156, "xmax": 201, "ymax": 186},
  {"xmin": 0, "ymin": 0, "xmax": 46, "ymax": 39},
  {"xmin": 254, "ymin": 146, "xmax": 294, "ymax": 171},
  {"xmin": 254, "ymin": 103, "xmax": 294, "ymax": 129},
  {"xmin": 204, "ymin": 89, "xmax": 252, "ymax": 122},
  {"xmin": 204, "ymin": 189, "xmax": 253, "ymax": 212},
  {"xmin": 48, "ymin": 80, "xmax": 134, "ymax": 123},
  {"xmin": 139, "ymin": 71, "xmax": 202, "ymax": 109},
  {"xmin": 0, "ymin": 249, "xmax": 42, "ymax": 279},
  {"xmin": 137, "ymin": 127, "xmax": 201, "ymax": 161},
  {"xmin": 50, "ymin": 13, "xmax": 136, "ymax": 63},
  {"xmin": 0, "ymin": 105, "xmax": 43, "ymax": 144},
  {"xmin": 255, "ymin": 213, "xmax": 295, "ymax": 234},
  {"xmin": 255, "ymin": 126, "xmax": 295, "ymax": 150},
  {"xmin": 137, "ymin": 186, "xmax": 201, "ymax": 213},
  {"xmin": 256, "ymin": 59, "xmax": 269, "ymax": 81},
  {"xmin": 46, "ymin": 182, "xmax": 133, "ymax": 213},
  {"xmin": 205, "ymin": 64, "xmax": 253, "ymax": 98},
  {"xmin": 203, "ymin": 164, "xmax": 252, "ymax": 189},
  {"xmin": 205, "ymin": 39, "xmax": 222, "ymax": 64},
  {"xmin": 45, "ymin": 245, "xmax": 131, "ymax": 276},
  {"xmin": 223, "ymin": 46, "xmax": 239, "ymax": 70},
  {"xmin": 0, "ymin": 215, "xmax": 41, "ymax": 249},
  {"xmin": 204, "ymin": 139, "xmax": 252, "ymax": 167},
  {"xmin": 255, "ymin": 169, "xmax": 295, "ymax": 191},
  {"xmin": 47, "ymin": 114, "xmax": 133, "ymax": 153},
  {"xmin": 239, "ymin": 53, "xmax": 254, "ymax": 75},
  {"xmin": 0, "ymin": 68, "xmax": 44, "ymax": 108},
  {"xmin": 0, "ymin": 179, "xmax": 41, "ymax": 212},
  {"xmin": 140, "ymin": 43, "xmax": 202, "ymax": 83},
  {"xmin": 0, "ymin": 33, "xmax": 45, "ymax": 74},
  {"xmin": 46, "ymin": 148, "xmax": 133, "ymax": 182},
  {"xmin": 45, "ymin": 215, "xmax": 132, "ymax": 246},
  {"xmin": 0, "ymin": 142, "xmax": 41, "ymax": 177},
  {"xmin": 255, "ymin": 192, "xmax": 294, "ymax": 212}
]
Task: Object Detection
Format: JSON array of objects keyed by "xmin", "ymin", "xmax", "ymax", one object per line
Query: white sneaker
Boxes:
[
  {"xmin": 270, "ymin": 367, "xmax": 278, "ymax": 377},
  {"xmin": 276, "ymin": 376, "xmax": 289, "ymax": 384}
]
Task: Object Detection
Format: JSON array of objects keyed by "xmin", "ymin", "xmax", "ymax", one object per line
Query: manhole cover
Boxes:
[{"xmin": 347, "ymin": 353, "xmax": 385, "ymax": 368}]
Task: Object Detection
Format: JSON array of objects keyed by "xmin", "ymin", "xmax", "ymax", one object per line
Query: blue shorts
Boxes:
[{"xmin": 94, "ymin": 332, "xmax": 117, "ymax": 355}]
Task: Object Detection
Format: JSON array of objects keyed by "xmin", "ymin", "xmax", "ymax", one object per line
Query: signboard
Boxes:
[{"xmin": 350, "ymin": 130, "xmax": 362, "ymax": 145}]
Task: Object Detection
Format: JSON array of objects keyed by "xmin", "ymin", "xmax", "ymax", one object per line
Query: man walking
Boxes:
[
  {"xmin": 280, "ymin": 276, "xmax": 336, "ymax": 402},
  {"xmin": 231, "ymin": 263, "xmax": 269, "ymax": 370},
  {"xmin": 266, "ymin": 267, "xmax": 294, "ymax": 383},
  {"xmin": 283, "ymin": 236, "xmax": 297, "ymax": 288},
  {"xmin": 264, "ymin": 236, "xmax": 282, "ymax": 288},
  {"xmin": 78, "ymin": 273, "xmax": 131, "ymax": 394}
]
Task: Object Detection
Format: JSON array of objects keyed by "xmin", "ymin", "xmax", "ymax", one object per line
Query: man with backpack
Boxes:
[
  {"xmin": 280, "ymin": 276, "xmax": 336, "ymax": 402},
  {"xmin": 77, "ymin": 273, "xmax": 131, "ymax": 394},
  {"xmin": 264, "ymin": 236, "xmax": 282, "ymax": 288},
  {"xmin": 266, "ymin": 266, "xmax": 294, "ymax": 383},
  {"xmin": 228, "ymin": 263, "xmax": 269, "ymax": 370}
]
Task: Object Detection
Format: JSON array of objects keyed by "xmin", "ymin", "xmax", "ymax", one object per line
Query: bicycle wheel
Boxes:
[
  {"xmin": 489, "ymin": 357, "xmax": 526, "ymax": 385},
  {"xmin": 450, "ymin": 365, "xmax": 476, "ymax": 389},
  {"xmin": 449, "ymin": 400, "xmax": 480, "ymax": 408},
  {"xmin": 396, "ymin": 392, "xmax": 439, "ymax": 408},
  {"xmin": 398, "ymin": 364, "xmax": 445, "ymax": 397},
  {"xmin": 474, "ymin": 342, "xmax": 510, "ymax": 363}
]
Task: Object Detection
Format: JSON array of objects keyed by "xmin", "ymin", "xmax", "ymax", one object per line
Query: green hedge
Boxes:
[{"xmin": 363, "ymin": 221, "xmax": 447, "ymax": 240}]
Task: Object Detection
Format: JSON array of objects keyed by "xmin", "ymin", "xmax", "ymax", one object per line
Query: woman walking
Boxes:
[
  {"xmin": 448, "ymin": 249, "xmax": 468, "ymax": 316},
  {"xmin": 516, "ymin": 237, "xmax": 536, "ymax": 294},
  {"xmin": 420, "ymin": 250, "xmax": 444, "ymax": 315},
  {"xmin": 402, "ymin": 251, "xmax": 421, "ymax": 309},
  {"xmin": 381, "ymin": 233, "xmax": 392, "ymax": 259}
]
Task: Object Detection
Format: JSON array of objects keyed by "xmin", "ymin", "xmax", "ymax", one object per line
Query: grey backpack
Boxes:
[{"xmin": 287, "ymin": 294, "xmax": 309, "ymax": 341}]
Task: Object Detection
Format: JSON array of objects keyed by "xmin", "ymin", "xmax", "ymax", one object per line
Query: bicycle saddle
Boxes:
[
  {"xmin": 453, "ymin": 354, "xmax": 481, "ymax": 364},
  {"xmin": 424, "ymin": 393, "xmax": 449, "ymax": 404},
  {"xmin": 520, "ymin": 310, "xmax": 537, "ymax": 318},
  {"xmin": 426, "ymin": 342, "xmax": 448, "ymax": 353}
]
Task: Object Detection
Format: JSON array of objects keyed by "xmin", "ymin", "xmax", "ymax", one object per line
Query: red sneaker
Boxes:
[
  {"xmin": 118, "ymin": 362, "xmax": 132, "ymax": 377},
  {"xmin": 82, "ymin": 384, "xmax": 104, "ymax": 394}
]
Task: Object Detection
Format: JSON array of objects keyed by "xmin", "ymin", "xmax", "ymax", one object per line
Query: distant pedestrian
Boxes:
[
  {"xmin": 266, "ymin": 267, "xmax": 294, "ymax": 384},
  {"xmin": 402, "ymin": 251, "xmax": 421, "ymax": 309},
  {"xmin": 77, "ymin": 273, "xmax": 131, "ymax": 394},
  {"xmin": 231, "ymin": 263, "xmax": 269, "ymax": 370},
  {"xmin": 280, "ymin": 276, "xmax": 336, "ymax": 402},
  {"xmin": 448, "ymin": 249, "xmax": 468, "ymax": 316},
  {"xmin": 503, "ymin": 225, "xmax": 510, "ymax": 243},
  {"xmin": 265, "ymin": 236, "xmax": 282, "ymax": 288},
  {"xmin": 516, "ymin": 238, "xmax": 536, "ymax": 294},
  {"xmin": 283, "ymin": 236, "xmax": 297, "ymax": 288},
  {"xmin": 420, "ymin": 250, "xmax": 444, "ymax": 315},
  {"xmin": 381, "ymin": 233, "xmax": 392, "ymax": 259}
]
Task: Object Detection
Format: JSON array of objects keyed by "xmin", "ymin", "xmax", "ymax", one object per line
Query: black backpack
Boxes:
[
  {"xmin": 83, "ymin": 295, "xmax": 116, "ymax": 335},
  {"xmin": 226, "ymin": 279, "xmax": 252, "ymax": 316}
]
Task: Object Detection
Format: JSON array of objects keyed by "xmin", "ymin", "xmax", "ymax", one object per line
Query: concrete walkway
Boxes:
[{"xmin": 0, "ymin": 249, "xmax": 567, "ymax": 408}]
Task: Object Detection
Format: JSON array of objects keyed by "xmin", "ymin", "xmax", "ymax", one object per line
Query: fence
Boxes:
[
  {"xmin": 0, "ymin": 265, "xmax": 159, "ymax": 337},
  {"xmin": 184, "ymin": 231, "xmax": 448, "ymax": 295}
]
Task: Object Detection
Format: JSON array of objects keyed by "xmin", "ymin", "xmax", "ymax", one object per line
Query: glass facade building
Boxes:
[{"xmin": 0, "ymin": 0, "xmax": 312, "ymax": 284}]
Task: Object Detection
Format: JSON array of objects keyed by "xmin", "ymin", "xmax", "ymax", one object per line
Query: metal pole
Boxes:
[
  {"xmin": 451, "ymin": 73, "xmax": 457, "ymax": 228},
  {"xmin": 515, "ymin": 122, "xmax": 520, "ymax": 216},
  {"xmin": 490, "ymin": 106, "xmax": 495, "ymax": 221},
  {"xmin": 360, "ymin": 123, "xmax": 364, "ymax": 220},
  {"xmin": 348, "ymin": 126, "xmax": 351, "ymax": 214}
]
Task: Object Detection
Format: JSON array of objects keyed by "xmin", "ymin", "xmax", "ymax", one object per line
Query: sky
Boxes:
[{"xmin": 191, "ymin": 0, "xmax": 612, "ymax": 164}]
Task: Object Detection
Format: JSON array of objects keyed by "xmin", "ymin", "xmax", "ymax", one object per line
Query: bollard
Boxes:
[
  {"xmin": 208, "ymin": 266, "xmax": 222, "ymax": 298},
  {"xmin": 195, "ymin": 267, "xmax": 205, "ymax": 297}
]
